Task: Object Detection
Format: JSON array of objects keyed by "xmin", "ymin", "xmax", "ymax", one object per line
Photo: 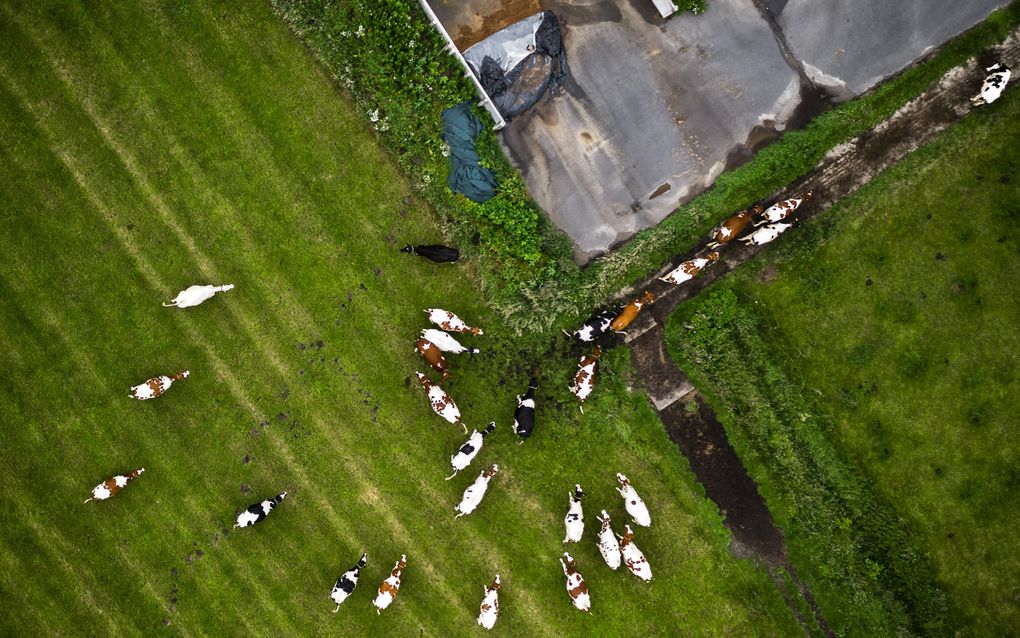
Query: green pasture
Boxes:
[
  {"xmin": 667, "ymin": 86, "xmax": 1020, "ymax": 635},
  {"xmin": 0, "ymin": 1, "xmax": 800, "ymax": 636}
]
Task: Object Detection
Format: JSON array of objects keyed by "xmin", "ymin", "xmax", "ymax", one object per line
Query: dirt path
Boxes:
[{"xmin": 618, "ymin": 27, "xmax": 1020, "ymax": 638}]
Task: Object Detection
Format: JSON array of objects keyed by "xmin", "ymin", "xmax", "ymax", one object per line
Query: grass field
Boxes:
[
  {"xmin": 0, "ymin": 1, "xmax": 804, "ymax": 636},
  {"xmin": 666, "ymin": 85, "xmax": 1020, "ymax": 635}
]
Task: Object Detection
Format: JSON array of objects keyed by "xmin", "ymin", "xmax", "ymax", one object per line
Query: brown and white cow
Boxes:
[
  {"xmin": 707, "ymin": 205, "xmax": 763, "ymax": 248},
  {"xmin": 162, "ymin": 284, "xmax": 234, "ymax": 308},
  {"xmin": 415, "ymin": 338, "xmax": 450, "ymax": 382},
  {"xmin": 569, "ymin": 347, "xmax": 602, "ymax": 413},
  {"xmin": 129, "ymin": 371, "xmax": 189, "ymax": 400},
  {"xmin": 425, "ymin": 308, "xmax": 483, "ymax": 335},
  {"xmin": 754, "ymin": 192, "xmax": 812, "ymax": 226},
  {"xmin": 595, "ymin": 510, "xmax": 622, "ymax": 570},
  {"xmin": 415, "ymin": 371, "xmax": 465, "ymax": 433},
  {"xmin": 618, "ymin": 524, "xmax": 652, "ymax": 582},
  {"xmin": 84, "ymin": 468, "xmax": 145, "ymax": 503},
  {"xmin": 659, "ymin": 252, "xmax": 719, "ymax": 286},
  {"xmin": 616, "ymin": 473, "xmax": 651, "ymax": 527},
  {"xmin": 477, "ymin": 574, "xmax": 501, "ymax": 630},
  {"xmin": 737, "ymin": 222, "xmax": 793, "ymax": 246},
  {"xmin": 372, "ymin": 554, "xmax": 407, "ymax": 614},
  {"xmin": 610, "ymin": 291, "xmax": 655, "ymax": 333},
  {"xmin": 455, "ymin": 464, "xmax": 499, "ymax": 518},
  {"xmin": 559, "ymin": 552, "xmax": 592, "ymax": 612}
]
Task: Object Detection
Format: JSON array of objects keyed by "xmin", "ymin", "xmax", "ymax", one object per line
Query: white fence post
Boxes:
[{"xmin": 417, "ymin": 0, "xmax": 508, "ymax": 130}]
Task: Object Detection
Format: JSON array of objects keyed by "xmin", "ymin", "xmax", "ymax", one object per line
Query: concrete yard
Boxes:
[{"xmin": 429, "ymin": 0, "xmax": 1008, "ymax": 262}]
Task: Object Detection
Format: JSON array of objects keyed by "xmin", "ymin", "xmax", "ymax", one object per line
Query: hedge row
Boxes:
[{"xmin": 665, "ymin": 288, "xmax": 954, "ymax": 637}]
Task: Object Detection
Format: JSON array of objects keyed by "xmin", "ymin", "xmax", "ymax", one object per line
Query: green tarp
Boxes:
[{"xmin": 441, "ymin": 102, "xmax": 497, "ymax": 203}]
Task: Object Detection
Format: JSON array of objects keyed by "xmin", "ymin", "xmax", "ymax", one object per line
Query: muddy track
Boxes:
[{"xmin": 616, "ymin": 27, "xmax": 1020, "ymax": 638}]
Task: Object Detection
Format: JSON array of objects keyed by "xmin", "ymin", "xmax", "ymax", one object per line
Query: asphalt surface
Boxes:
[{"xmin": 428, "ymin": 0, "xmax": 1009, "ymax": 262}]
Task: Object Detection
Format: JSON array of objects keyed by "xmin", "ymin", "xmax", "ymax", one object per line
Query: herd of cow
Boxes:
[{"xmin": 78, "ymin": 59, "xmax": 1011, "ymax": 629}]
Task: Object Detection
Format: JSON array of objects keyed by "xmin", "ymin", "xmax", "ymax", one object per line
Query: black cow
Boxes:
[
  {"xmin": 331, "ymin": 552, "xmax": 368, "ymax": 611},
  {"xmin": 513, "ymin": 378, "xmax": 538, "ymax": 443},
  {"xmin": 401, "ymin": 244, "xmax": 460, "ymax": 263}
]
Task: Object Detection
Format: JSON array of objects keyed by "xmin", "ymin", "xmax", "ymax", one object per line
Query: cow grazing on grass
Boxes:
[
  {"xmin": 754, "ymin": 192, "xmax": 812, "ymax": 226},
  {"xmin": 659, "ymin": 253, "xmax": 719, "ymax": 286},
  {"xmin": 707, "ymin": 205, "xmax": 762, "ymax": 248},
  {"xmin": 559, "ymin": 552, "xmax": 592, "ymax": 612},
  {"xmin": 401, "ymin": 244, "xmax": 460, "ymax": 263},
  {"xmin": 84, "ymin": 468, "xmax": 144, "ymax": 503},
  {"xmin": 415, "ymin": 338, "xmax": 450, "ymax": 382},
  {"xmin": 616, "ymin": 473, "xmax": 651, "ymax": 527},
  {"xmin": 234, "ymin": 492, "xmax": 287, "ymax": 529},
  {"xmin": 972, "ymin": 62, "xmax": 1010, "ymax": 105},
  {"xmin": 569, "ymin": 347, "xmax": 602, "ymax": 413},
  {"xmin": 564, "ymin": 308, "xmax": 615, "ymax": 343},
  {"xmin": 610, "ymin": 291, "xmax": 655, "ymax": 333},
  {"xmin": 619, "ymin": 524, "xmax": 652, "ymax": 582},
  {"xmin": 512, "ymin": 378, "xmax": 538, "ymax": 443},
  {"xmin": 425, "ymin": 308, "xmax": 483, "ymax": 335},
  {"xmin": 447, "ymin": 422, "xmax": 496, "ymax": 480},
  {"xmin": 737, "ymin": 222, "xmax": 792, "ymax": 246},
  {"xmin": 162, "ymin": 284, "xmax": 234, "ymax": 308},
  {"xmin": 595, "ymin": 510, "xmax": 622, "ymax": 570},
  {"xmin": 129, "ymin": 370, "xmax": 189, "ymax": 400},
  {"xmin": 420, "ymin": 329, "xmax": 479, "ymax": 355},
  {"xmin": 562, "ymin": 485, "xmax": 585, "ymax": 543},
  {"xmin": 477, "ymin": 574, "xmax": 501, "ymax": 630},
  {"xmin": 331, "ymin": 552, "xmax": 368, "ymax": 612},
  {"xmin": 455, "ymin": 464, "xmax": 499, "ymax": 518},
  {"xmin": 415, "ymin": 372, "xmax": 465, "ymax": 433},
  {"xmin": 373, "ymin": 554, "xmax": 407, "ymax": 614}
]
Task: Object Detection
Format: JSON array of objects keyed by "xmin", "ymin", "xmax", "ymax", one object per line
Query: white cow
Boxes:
[
  {"xmin": 559, "ymin": 552, "xmax": 592, "ymax": 612},
  {"xmin": 162, "ymin": 284, "xmax": 234, "ymax": 308},
  {"xmin": 595, "ymin": 510, "xmax": 622, "ymax": 570},
  {"xmin": 425, "ymin": 308, "xmax": 483, "ymax": 335},
  {"xmin": 447, "ymin": 422, "xmax": 495, "ymax": 480},
  {"xmin": 737, "ymin": 222, "xmax": 792, "ymax": 246},
  {"xmin": 455, "ymin": 465, "xmax": 499, "ymax": 518},
  {"xmin": 616, "ymin": 473, "xmax": 651, "ymax": 527},
  {"xmin": 754, "ymin": 193, "xmax": 811, "ymax": 226},
  {"xmin": 331, "ymin": 553, "xmax": 367, "ymax": 611},
  {"xmin": 129, "ymin": 370, "xmax": 189, "ymax": 400},
  {"xmin": 372, "ymin": 554, "xmax": 407, "ymax": 614},
  {"xmin": 477, "ymin": 574, "xmax": 501, "ymax": 630},
  {"xmin": 619, "ymin": 524, "xmax": 652, "ymax": 582},
  {"xmin": 420, "ymin": 329, "xmax": 479, "ymax": 354},
  {"xmin": 972, "ymin": 62, "xmax": 1010, "ymax": 106},
  {"xmin": 562, "ymin": 485, "xmax": 585, "ymax": 543}
]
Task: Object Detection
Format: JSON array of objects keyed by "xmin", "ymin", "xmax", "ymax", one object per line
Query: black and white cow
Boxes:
[
  {"xmin": 401, "ymin": 244, "xmax": 460, "ymax": 263},
  {"xmin": 562, "ymin": 484, "xmax": 585, "ymax": 543},
  {"xmin": 564, "ymin": 308, "xmax": 616, "ymax": 343},
  {"xmin": 447, "ymin": 422, "xmax": 496, "ymax": 480},
  {"xmin": 512, "ymin": 379, "xmax": 538, "ymax": 443},
  {"xmin": 972, "ymin": 62, "xmax": 1010, "ymax": 106},
  {"xmin": 234, "ymin": 492, "xmax": 287, "ymax": 529},
  {"xmin": 331, "ymin": 552, "xmax": 368, "ymax": 612}
]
